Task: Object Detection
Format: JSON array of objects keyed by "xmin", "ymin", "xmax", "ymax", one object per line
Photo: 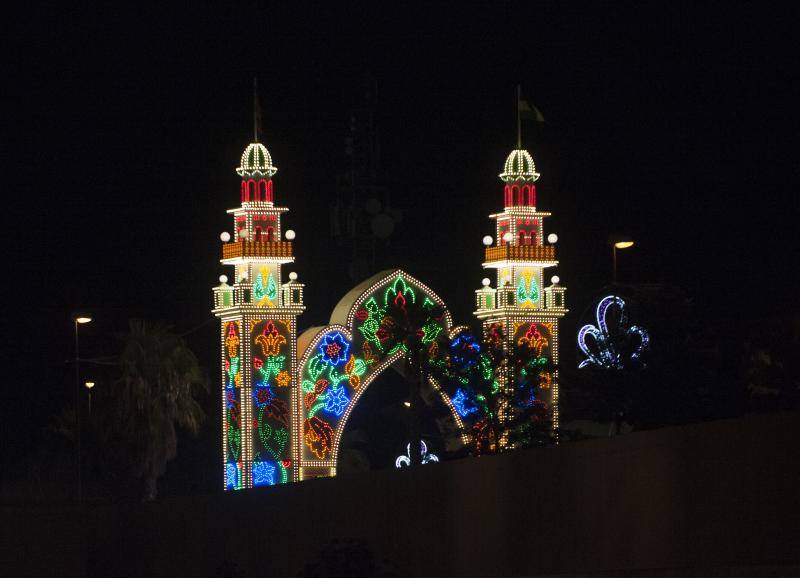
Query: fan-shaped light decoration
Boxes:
[
  {"xmin": 395, "ymin": 440, "xmax": 439, "ymax": 468},
  {"xmin": 577, "ymin": 295, "xmax": 649, "ymax": 369}
]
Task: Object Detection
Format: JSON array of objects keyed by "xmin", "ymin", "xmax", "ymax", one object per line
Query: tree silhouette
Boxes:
[{"xmin": 114, "ymin": 320, "xmax": 207, "ymax": 500}]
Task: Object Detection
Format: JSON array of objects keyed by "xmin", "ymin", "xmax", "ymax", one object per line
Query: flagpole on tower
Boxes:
[
  {"xmin": 516, "ymin": 84, "xmax": 522, "ymax": 149},
  {"xmin": 253, "ymin": 77, "xmax": 259, "ymax": 142}
]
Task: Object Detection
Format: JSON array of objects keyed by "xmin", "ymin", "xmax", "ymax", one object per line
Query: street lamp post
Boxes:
[
  {"xmin": 85, "ymin": 381, "xmax": 95, "ymax": 415},
  {"xmin": 610, "ymin": 236, "xmax": 634, "ymax": 284},
  {"xmin": 73, "ymin": 315, "xmax": 92, "ymax": 503}
]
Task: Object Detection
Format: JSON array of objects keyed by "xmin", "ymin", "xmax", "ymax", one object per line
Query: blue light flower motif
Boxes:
[
  {"xmin": 324, "ymin": 385, "xmax": 350, "ymax": 417},
  {"xmin": 578, "ymin": 295, "xmax": 650, "ymax": 369},
  {"xmin": 450, "ymin": 334, "xmax": 481, "ymax": 367},
  {"xmin": 225, "ymin": 389, "xmax": 237, "ymax": 409},
  {"xmin": 451, "ymin": 388, "xmax": 478, "ymax": 417},
  {"xmin": 253, "ymin": 384, "xmax": 274, "ymax": 408},
  {"xmin": 252, "ymin": 460, "xmax": 276, "ymax": 486},
  {"xmin": 226, "ymin": 462, "xmax": 239, "ymax": 490},
  {"xmin": 318, "ymin": 332, "xmax": 350, "ymax": 367}
]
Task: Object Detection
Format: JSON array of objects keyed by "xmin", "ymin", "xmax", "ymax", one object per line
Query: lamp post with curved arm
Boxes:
[
  {"xmin": 610, "ymin": 235, "xmax": 634, "ymax": 284},
  {"xmin": 73, "ymin": 315, "xmax": 92, "ymax": 502}
]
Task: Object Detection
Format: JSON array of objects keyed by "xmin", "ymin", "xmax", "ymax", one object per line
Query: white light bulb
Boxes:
[
  {"xmin": 481, "ymin": 278, "xmax": 491, "ymax": 287},
  {"xmin": 551, "ymin": 275, "xmax": 560, "ymax": 285},
  {"xmin": 482, "ymin": 235, "xmax": 493, "ymax": 246},
  {"xmin": 289, "ymin": 272, "xmax": 298, "ymax": 281},
  {"xmin": 220, "ymin": 232, "xmax": 231, "ymax": 242},
  {"xmin": 219, "ymin": 275, "xmax": 228, "ymax": 284},
  {"xmin": 239, "ymin": 230, "xmax": 249, "ymax": 241},
  {"xmin": 503, "ymin": 232, "xmax": 513, "ymax": 243},
  {"xmin": 547, "ymin": 233, "xmax": 558, "ymax": 244},
  {"xmin": 285, "ymin": 229, "xmax": 296, "ymax": 240}
]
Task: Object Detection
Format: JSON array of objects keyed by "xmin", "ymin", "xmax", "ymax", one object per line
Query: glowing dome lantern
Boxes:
[
  {"xmin": 499, "ymin": 149, "xmax": 540, "ymax": 182},
  {"xmin": 236, "ymin": 143, "xmax": 278, "ymax": 179}
]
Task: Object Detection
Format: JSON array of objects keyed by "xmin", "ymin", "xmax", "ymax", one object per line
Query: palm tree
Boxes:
[
  {"xmin": 115, "ymin": 320, "xmax": 207, "ymax": 500},
  {"xmin": 380, "ymin": 290, "xmax": 447, "ymax": 466}
]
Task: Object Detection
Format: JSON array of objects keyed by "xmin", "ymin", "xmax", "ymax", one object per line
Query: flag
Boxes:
[{"xmin": 519, "ymin": 95, "xmax": 545, "ymax": 123}]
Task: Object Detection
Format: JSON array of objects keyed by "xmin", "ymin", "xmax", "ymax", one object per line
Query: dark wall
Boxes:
[{"xmin": 3, "ymin": 412, "xmax": 799, "ymax": 576}]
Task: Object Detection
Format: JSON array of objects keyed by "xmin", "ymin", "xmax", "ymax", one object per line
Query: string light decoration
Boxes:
[
  {"xmin": 475, "ymin": 144, "xmax": 568, "ymax": 440},
  {"xmin": 395, "ymin": 440, "xmax": 439, "ymax": 468},
  {"xmin": 213, "ymin": 137, "xmax": 304, "ymax": 490},
  {"xmin": 452, "ymin": 388, "xmax": 479, "ymax": 417},
  {"xmin": 293, "ymin": 271, "xmax": 466, "ymax": 480},
  {"xmin": 577, "ymin": 295, "xmax": 649, "ymax": 369},
  {"xmin": 214, "ymin": 116, "xmax": 571, "ymax": 485},
  {"xmin": 237, "ymin": 143, "xmax": 277, "ymax": 179}
]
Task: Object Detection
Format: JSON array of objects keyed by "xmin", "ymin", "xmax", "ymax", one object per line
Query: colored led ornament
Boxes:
[
  {"xmin": 266, "ymin": 271, "xmax": 277, "ymax": 301},
  {"xmin": 450, "ymin": 334, "xmax": 481, "ymax": 367},
  {"xmin": 256, "ymin": 320, "xmax": 287, "ymax": 356},
  {"xmin": 516, "ymin": 274, "xmax": 539, "ymax": 308},
  {"xmin": 253, "ymin": 460, "xmax": 276, "ymax": 486},
  {"xmin": 304, "ymin": 416, "xmax": 334, "ymax": 459},
  {"xmin": 324, "ymin": 385, "xmax": 350, "ymax": 417},
  {"xmin": 253, "ymin": 384, "xmax": 273, "ymax": 408},
  {"xmin": 318, "ymin": 332, "xmax": 350, "ymax": 366},
  {"xmin": 452, "ymin": 388, "xmax": 479, "ymax": 417},
  {"xmin": 226, "ymin": 462, "xmax": 239, "ymax": 490},
  {"xmin": 517, "ymin": 323, "xmax": 550, "ymax": 357},
  {"xmin": 395, "ymin": 440, "xmax": 439, "ymax": 468},
  {"xmin": 577, "ymin": 295, "xmax": 649, "ymax": 369}
]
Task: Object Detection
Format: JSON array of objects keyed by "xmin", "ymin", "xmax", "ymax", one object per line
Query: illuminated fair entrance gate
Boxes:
[
  {"xmin": 214, "ymin": 135, "xmax": 566, "ymax": 490},
  {"xmin": 296, "ymin": 270, "xmax": 468, "ymax": 480}
]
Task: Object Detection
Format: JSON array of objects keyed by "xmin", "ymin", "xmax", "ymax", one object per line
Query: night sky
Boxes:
[{"xmin": 4, "ymin": 5, "xmax": 797, "ymax": 476}]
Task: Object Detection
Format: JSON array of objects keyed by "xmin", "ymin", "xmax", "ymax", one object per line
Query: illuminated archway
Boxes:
[{"xmin": 294, "ymin": 270, "xmax": 468, "ymax": 480}]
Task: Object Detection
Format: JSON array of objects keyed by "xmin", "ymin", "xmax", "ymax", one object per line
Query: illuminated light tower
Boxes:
[
  {"xmin": 212, "ymin": 134, "xmax": 305, "ymax": 490},
  {"xmin": 474, "ymin": 144, "xmax": 567, "ymax": 441}
]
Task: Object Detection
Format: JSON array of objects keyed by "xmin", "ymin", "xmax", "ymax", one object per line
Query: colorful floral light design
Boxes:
[
  {"xmin": 323, "ymin": 385, "xmax": 350, "ymax": 417},
  {"xmin": 318, "ymin": 332, "xmax": 350, "ymax": 367},
  {"xmin": 450, "ymin": 334, "xmax": 481, "ymax": 367},
  {"xmin": 252, "ymin": 460, "xmax": 276, "ymax": 486}
]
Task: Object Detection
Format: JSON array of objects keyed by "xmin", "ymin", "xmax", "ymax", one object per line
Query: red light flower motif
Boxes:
[
  {"xmin": 518, "ymin": 323, "xmax": 548, "ymax": 356},
  {"xmin": 256, "ymin": 320, "xmax": 287, "ymax": 356}
]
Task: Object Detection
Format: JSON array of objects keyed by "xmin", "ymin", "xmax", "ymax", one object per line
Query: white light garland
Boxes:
[
  {"xmin": 499, "ymin": 149, "xmax": 540, "ymax": 182},
  {"xmin": 236, "ymin": 143, "xmax": 278, "ymax": 178},
  {"xmin": 476, "ymin": 146, "xmax": 567, "ymax": 444}
]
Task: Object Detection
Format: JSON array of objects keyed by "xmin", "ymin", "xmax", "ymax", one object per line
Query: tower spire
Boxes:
[
  {"xmin": 253, "ymin": 77, "xmax": 259, "ymax": 143},
  {"xmin": 516, "ymin": 84, "xmax": 522, "ymax": 149}
]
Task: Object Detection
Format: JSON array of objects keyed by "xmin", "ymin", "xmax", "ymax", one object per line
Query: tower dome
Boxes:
[
  {"xmin": 236, "ymin": 143, "xmax": 278, "ymax": 178},
  {"xmin": 499, "ymin": 149, "xmax": 540, "ymax": 182}
]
